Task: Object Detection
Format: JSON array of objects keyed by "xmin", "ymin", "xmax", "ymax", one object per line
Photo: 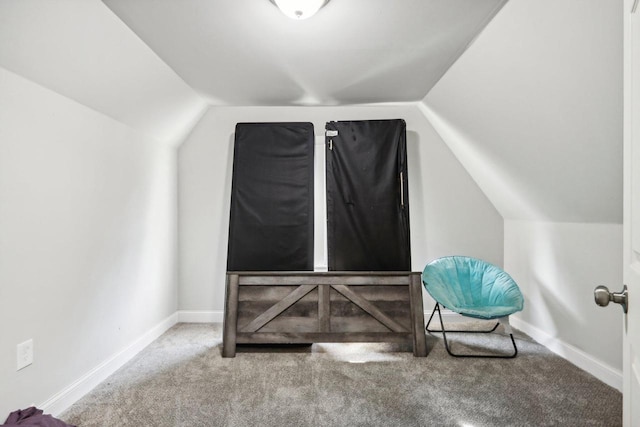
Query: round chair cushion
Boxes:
[{"xmin": 422, "ymin": 256, "xmax": 524, "ymax": 320}]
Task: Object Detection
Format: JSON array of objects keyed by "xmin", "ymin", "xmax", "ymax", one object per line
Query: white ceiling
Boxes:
[
  {"xmin": 423, "ymin": 0, "xmax": 622, "ymax": 223},
  {"xmin": 0, "ymin": 0, "xmax": 207, "ymax": 145},
  {"xmin": 103, "ymin": 0, "xmax": 507, "ymax": 106},
  {"xmin": 0, "ymin": 0, "xmax": 621, "ymax": 224}
]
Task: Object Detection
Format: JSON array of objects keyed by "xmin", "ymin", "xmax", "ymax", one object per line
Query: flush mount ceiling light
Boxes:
[{"xmin": 270, "ymin": 0, "xmax": 330, "ymax": 20}]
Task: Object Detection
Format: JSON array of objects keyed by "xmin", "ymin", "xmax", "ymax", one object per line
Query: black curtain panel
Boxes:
[
  {"xmin": 326, "ymin": 119, "xmax": 411, "ymax": 271},
  {"xmin": 227, "ymin": 122, "xmax": 314, "ymax": 271}
]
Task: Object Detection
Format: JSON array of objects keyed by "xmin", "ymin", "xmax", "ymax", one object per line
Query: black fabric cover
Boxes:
[
  {"xmin": 227, "ymin": 122, "xmax": 314, "ymax": 271},
  {"xmin": 326, "ymin": 119, "xmax": 410, "ymax": 271}
]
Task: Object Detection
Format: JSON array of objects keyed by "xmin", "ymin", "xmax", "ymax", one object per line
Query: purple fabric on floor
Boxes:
[{"xmin": 2, "ymin": 407, "xmax": 75, "ymax": 427}]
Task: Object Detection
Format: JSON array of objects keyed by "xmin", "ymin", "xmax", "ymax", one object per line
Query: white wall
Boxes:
[
  {"xmin": 177, "ymin": 104, "xmax": 504, "ymax": 314},
  {"xmin": 418, "ymin": 0, "xmax": 623, "ymax": 387},
  {"xmin": 504, "ymin": 220, "xmax": 623, "ymax": 386},
  {"xmin": 0, "ymin": 67, "xmax": 178, "ymax": 416}
]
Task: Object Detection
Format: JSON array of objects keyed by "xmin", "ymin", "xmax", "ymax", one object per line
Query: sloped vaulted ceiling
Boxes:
[
  {"xmin": 103, "ymin": 0, "xmax": 507, "ymax": 106},
  {"xmin": 422, "ymin": 0, "xmax": 623, "ymax": 223},
  {"xmin": 0, "ymin": 0, "xmax": 207, "ymax": 145},
  {"xmin": 0, "ymin": 0, "xmax": 621, "ymax": 225},
  {"xmin": 0, "ymin": 0, "xmax": 508, "ymax": 140}
]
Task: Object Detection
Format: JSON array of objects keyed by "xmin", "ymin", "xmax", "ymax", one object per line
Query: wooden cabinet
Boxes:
[{"xmin": 222, "ymin": 271, "xmax": 427, "ymax": 357}]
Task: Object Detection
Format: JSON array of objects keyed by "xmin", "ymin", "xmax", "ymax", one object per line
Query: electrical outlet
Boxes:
[{"xmin": 17, "ymin": 339, "xmax": 33, "ymax": 371}]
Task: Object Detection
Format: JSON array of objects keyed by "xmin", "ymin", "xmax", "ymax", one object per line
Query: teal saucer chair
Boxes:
[{"xmin": 422, "ymin": 256, "xmax": 524, "ymax": 358}]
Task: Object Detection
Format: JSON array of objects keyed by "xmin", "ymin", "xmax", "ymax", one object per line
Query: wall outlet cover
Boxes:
[{"xmin": 17, "ymin": 339, "xmax": 33, "ymax": 371}]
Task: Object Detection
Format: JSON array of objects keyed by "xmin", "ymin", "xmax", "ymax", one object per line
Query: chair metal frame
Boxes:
[{"xmin": 425, "ymin": 303, "xmax": 518, "ymax": 359}]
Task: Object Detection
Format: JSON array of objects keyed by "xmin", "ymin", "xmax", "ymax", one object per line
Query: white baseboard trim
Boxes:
[
  {"xmin": 424, "ymin": 309, "xmax": 465, "ymax": 324},
  {"xmin": 177, "ymin": 310, "xmax": 224, "ymax": 323},
  {"xmin": 41, "ymin": 312, "xmax": 179, "ymax": 417},
  {"xmin": 510, "ymin": 316, "xmax": 622, "ymax": 391}
]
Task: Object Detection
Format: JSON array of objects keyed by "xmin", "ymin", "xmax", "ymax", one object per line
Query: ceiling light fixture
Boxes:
[{"xmin": 270, "ymin": 0, "xmax": 330, "ymax": 20}]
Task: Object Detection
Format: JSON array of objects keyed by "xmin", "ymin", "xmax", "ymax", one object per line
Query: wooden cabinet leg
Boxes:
[
  {"xmin": 410, "ymin": 274, "xmax": 428, "ymax": 357},
  {"xmin": 222, "ymin": 274, "xmax": 239, "ymax": 357}
]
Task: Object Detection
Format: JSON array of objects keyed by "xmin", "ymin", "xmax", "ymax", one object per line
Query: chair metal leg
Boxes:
[
  {"xmin": 426, "ymin": 306, "xmax": 499, "ymax": 333},
  {"xmin": 426, "ymin": 303, "xmax": 518, "ymax": 359}
]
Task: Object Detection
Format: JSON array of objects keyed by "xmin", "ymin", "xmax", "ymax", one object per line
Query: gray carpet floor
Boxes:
[{"xmin": 61, "ymin": 323, "xmax": 621, "ymax": 426}]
